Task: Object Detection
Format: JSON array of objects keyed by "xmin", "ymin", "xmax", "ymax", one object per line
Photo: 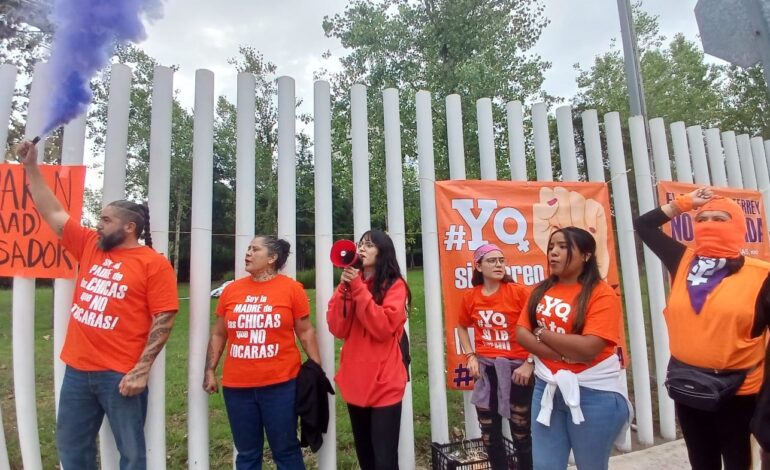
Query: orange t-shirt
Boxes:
[
  {"xmin": 459, "ymin": 282, "xmax": 530, "ymax": 359},
  {"xmin": 518, "ymin": 281, "xmax": 620, "ymax": 374},
  {"xmin": 667, "ymin": 249, "xmax": 769, "ymax": 395},
  {"xmin": 60, "ymin": 218, "xmax": 179, "ymax": 373},
  {"xmin": 216, "ymin": 274, "xmax": 310, "ymax": 388}
]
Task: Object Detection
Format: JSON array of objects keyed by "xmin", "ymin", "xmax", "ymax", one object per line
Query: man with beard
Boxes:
[{"xmin": 16, "ymin": 140, "xmax": 178, "ymax": 470}]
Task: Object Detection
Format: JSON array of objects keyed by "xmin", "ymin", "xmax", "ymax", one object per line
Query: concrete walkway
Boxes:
[{"xmin": 605, "ymin": 439, "xmax": 690, "ymax": 469}]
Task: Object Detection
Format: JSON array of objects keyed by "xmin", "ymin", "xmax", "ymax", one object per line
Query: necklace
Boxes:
[{"xmin": 252, "ymin": 271, "xmax": 277, "ymax": 282}]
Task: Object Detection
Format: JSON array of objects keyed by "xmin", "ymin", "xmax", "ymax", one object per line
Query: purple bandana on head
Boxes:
[{"xmin": 686, "ymin": 256, "xmax": 730, "ymax": 314}]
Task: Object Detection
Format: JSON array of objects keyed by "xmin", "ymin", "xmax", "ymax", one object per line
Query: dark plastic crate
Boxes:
[{"xmin": 431, "ymin": 437, "xmax": 517, "ymax": 470}]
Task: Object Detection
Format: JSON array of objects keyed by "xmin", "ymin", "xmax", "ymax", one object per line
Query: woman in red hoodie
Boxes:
[{"xmin": 327, "ymin": 229, "xmax": 410, "ymax": 470}]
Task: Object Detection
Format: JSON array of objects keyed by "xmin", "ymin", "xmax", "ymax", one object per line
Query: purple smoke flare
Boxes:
[{"xmin": 42, "ymin": 0, "xmax": 164, "ymax": 135}]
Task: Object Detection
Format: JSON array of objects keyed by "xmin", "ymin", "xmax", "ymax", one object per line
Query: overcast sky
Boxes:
[{"xmin": 138, "ymin": 0, "xmax": 709, "ymax": 115}]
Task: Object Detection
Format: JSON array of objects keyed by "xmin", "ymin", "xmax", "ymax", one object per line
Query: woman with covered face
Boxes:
[
  {"xmin": 457, "ymin": 244, "xmax": 534, "ymax": 470},
  {"xmin": 516, "ymin": 227, "xmax": 632, "ymax": 470},
  {"xmin": 203, "ymin": 236, "xmax": 321, "ymax": 470},
  {"xmin": 634, "ymin": 188, "xmax": 770, "ymax": 470},
  {"xmin": 326, "ymin": 229, "xmax": 410, "ymax": 470}
]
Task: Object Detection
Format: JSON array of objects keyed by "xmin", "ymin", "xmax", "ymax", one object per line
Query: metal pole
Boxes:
[{"xmin": 617, "ymin": 0, "xmax": 648, "ymax": 120}]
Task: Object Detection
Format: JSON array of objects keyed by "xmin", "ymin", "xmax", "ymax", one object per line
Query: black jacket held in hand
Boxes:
[{"xmin": 296, "ymin": 359, "xmax": 335, "ymax": 452}]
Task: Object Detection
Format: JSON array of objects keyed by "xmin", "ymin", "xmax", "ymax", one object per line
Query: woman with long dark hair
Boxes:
[
  {"xmin": 457, "ymin": 243, "xmax": 534, "ymax": 470},
  {"xmin": 204, "ymin": 236, "xmax": 321, "ymax": 470},
  {"xmin": 516, "ymin": 227, "xmax": 631, "ymax": 470},
  {"xmin": 327, "ymin": 229, "xmax": 410, "ymax": 470}
]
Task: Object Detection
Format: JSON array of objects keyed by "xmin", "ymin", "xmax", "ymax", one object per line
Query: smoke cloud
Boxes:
[{"xmin": 42, "ymin": 0, "xmax": 164, "ymax": 135}]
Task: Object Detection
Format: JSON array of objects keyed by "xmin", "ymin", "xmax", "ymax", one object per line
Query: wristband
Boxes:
[{"xmin": 672, "ymin": 193, "xmax": 694, "ymax": 213}]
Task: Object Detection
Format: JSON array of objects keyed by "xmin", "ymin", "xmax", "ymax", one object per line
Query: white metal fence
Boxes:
[{"xmin": 1, "ymin": 61, "xmax": 769, "ymax": 469}]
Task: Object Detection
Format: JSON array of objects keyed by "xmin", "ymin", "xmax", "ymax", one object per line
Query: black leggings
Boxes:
[
  {"xmin": 476, "ymin": 365, "xmax": 534, "ymax": 470},
  {"xmin": 676, "ymin": 394, "xmax": 757, "ymax": 470},
  {"xmin": 347, "ymin": 402, "xmax": 402, "ymax": 470}
]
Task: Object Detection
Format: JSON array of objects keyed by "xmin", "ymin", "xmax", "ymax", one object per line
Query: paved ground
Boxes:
[
  {"xmin": 602, "ymin": 438, "xmax": 764, "ymax": 469},
  {"xmin": 605, "ymin": 439, "xmax": 690, "ymax": 469}
]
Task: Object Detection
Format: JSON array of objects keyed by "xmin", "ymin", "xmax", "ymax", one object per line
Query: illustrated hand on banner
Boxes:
[{"xmin": 532, "ymin": 186, "xmax": 610, "ymax": 279}]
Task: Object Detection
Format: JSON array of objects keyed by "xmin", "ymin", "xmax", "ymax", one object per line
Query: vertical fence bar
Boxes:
[
  {"xmin": 313, "ymin": 80, "xmax": 336, "ymax": 470},
  {"xmin": 234, "ymin": 72, "xmax": 256, "ymax": 278},
  {"xmin": 532, "ymin": 102, "xmax": 553, "ymax": 181},
  {"xmin": 722, "ymin": 131, "xmax": 743, "ymax": 188},
  {"xmin": 606, "ymin": 112, "xmax": 654, "ymax": 446},
  {"xmin": 477, "ymin": 97, "xmax": 496, "ymax": 179},
  {"xmin": 416, "ymin": 90, "xmax": 450, "ymax": 443},
  {"xmin": 626, "ymin": 116, "xmax": 661, "ymax": 446},
  {"xmin": 351, "ymin": 84, "xmax": 371, "ymax": 239},
  {"xmin": 101, "ymin": 63, "xmax": 133, "ymax": 203},
  {"xmin": 0, "ymin": 63, "xmax": 16, "ymax": 470},
  {"xmin": 145, "ymin": 64, "xmax": 174, "ymax": 470},
  {"xmin": 507, "ymin": 101, "xmax": 527, "ymax": 181},
  {"xmin": 187, "ymin": 69, "xmax": 215, "ymax": 470},
  {"xmin": 647, "ymin": 117, "xmax": 677, "ymax": 441},
  {"xmin": 750, "ymin": 137, "xmax": 770, "ymax": 224},
  {"xmin": 383, "ymin": 88, "xmax": 416, "ymax": 468},
  {"xmin": 737, "ymin": 134, "xmax": 758, "ymax": 190},
  {"xmin": 670, "ymin": 122, "xmax": 693, "ymax": 183},
  {"xmin": 765, "ymin": 140, "xmax": 770, "ymax": 186},
  {"xmin": 98, "ymin": 62, "xmax": 133, "ymax": 469},
  {"xmin": 704, "ymin": 128, "xmax": 727, "ymax": 186},
  {"xmin": 0, "ymin": 64, "xmax": 16, "ymax": 156},
  {"xmin": 581, "ymin": 109, "xmax": 632, "ymax": 450},
  {"xmin": 581, "ymin": 110, "xmax": 604, "ymax": 182},
  {"xmin": 446, "ymin": 95, "xmax": 466, "ymax": 180},
  {"xmin": 12, "ymin": 62, "xmax": 48, "ymax": 470},
  {"xmin": 277, "ymin": 76, "xmax": 297, "ymax": 276},
  {"xmin": 687, "ymin": 125, "xmax": 710, "ymax": 186},
  {"xmin": 556, "ymin": 105, "xmax": 578, "ymax": 180},
  {"xmin": 54, "ymin": 113, "xmax": 87, "ymax": 411},
  {"xmin": 445, "ymin": 94, "xmax": 481, "ymax": 439}
]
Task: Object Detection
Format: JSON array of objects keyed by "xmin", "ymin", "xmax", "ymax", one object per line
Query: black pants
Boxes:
[
  {"xmin": 476, "ymin": 365, "xmax": 534, "ymax": 470},
  {"xmin": 347, "ymin": 401, "xmax": 402, "ymax": 470},
  {"xmin": 676, "ymin": 394, "xmax": 757, "ymax": 470}
]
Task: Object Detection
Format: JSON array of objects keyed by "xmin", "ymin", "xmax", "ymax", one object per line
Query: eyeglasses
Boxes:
[{"xmin": 483, "ymin": 257, "xmax": 506, "ymax": 266}]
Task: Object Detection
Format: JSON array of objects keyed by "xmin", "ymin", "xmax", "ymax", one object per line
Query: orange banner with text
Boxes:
[
  {"xmin": 656, "ymin": 181, "xmax": 770, "ymax": 261},
  {"xmin": 0, "ymin": 163, "xmax": 86, "ymax": 279},
  {"xmin": 435, "ymin": 180, "xmax": 627, "ymax": 390}
]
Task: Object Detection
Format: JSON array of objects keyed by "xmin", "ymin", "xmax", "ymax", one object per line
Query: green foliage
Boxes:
[
  {"xmin": 573, "ymin": 2, "xmax": 770, "ymax": 138},
  {"xmin": 321, "ymin": 0, "xmax": 552, "ymax": 254}
]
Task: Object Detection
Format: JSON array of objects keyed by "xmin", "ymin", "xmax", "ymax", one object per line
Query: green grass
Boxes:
[{"xmin": 0, "ymin": 269, "xmax": 468, "ymax": 469}]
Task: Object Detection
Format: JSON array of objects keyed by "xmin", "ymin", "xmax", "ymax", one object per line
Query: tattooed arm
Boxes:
[
  {"xmin": 203, "ymin": 317, "xmax": 228, "ymax": 394},
  {"xmin": 119, "ymin": 311, "xmax": 176, "ymax": 397}
]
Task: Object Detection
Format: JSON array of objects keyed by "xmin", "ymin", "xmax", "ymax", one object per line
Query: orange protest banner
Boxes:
[
  {"xmin": 0, "ymin": 163, "xmax": 86, "ymax": 279},
  {"xmin": 656, "ymin": 181, "xmax": 770, "ymax": 261},
  {"xmin": 435, "ymin": 180, "xmax": 627, "ymax": 390}
]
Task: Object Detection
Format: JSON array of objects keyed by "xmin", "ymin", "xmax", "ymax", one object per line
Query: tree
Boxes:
[
  {"xmin": 321, "ymin": 0, "xmax": 552, "ymax": 257},
  {"xmin": 720, "ymin": 64, "xmax": 770, "ymax": 139},
  {"xmin": 573, "ymin": 5, "xmax": 723, "ymax": 127}
]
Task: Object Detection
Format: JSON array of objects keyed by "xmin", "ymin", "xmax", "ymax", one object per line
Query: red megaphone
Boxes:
[{"xmin": 330, "ymin": 239, "xmax": 361, "ymax": 268}]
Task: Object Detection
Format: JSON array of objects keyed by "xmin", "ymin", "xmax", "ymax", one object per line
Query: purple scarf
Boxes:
[{"xmin": 686, "ymin": 256, "xmax": 730, "ymax": 314}]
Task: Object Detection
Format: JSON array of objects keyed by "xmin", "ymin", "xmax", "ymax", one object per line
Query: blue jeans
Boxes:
[
  {"xmin": 57, "ymin": 366, "xmax": 148, "ymax": 470},
  {"xmin": 223, "ymin": 379, "xmax": 305, "ymax": 470},
  {"xmin": 531, "ymin": 378, "xmax": 628, "ymax": 470}
]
